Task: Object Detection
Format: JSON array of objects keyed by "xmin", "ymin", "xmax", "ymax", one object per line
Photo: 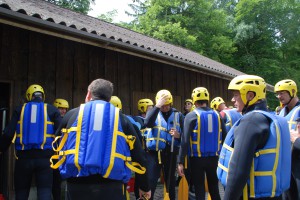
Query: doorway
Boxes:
[{"xmin": 0, "ymin": 82, "xmax": 11, "ymax": 199}]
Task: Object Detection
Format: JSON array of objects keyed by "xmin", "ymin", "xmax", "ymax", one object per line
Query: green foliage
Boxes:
[
  {"xmin": 126, "ymin": 0, "xmax": 237, "ymax": 65},
  {"xmin": 97, "ymin": 10, "xmax": 118, "ymax": 23},
  {"xmin": 45, "ymin": 0, "xmax": 94, "ymax": 14}
]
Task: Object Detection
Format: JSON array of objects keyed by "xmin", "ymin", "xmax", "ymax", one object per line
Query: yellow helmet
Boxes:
[
  {"xmin": 25, "ymin": 84, "xmax": 45, "ymax": 101},
  {"xmin": 192, "ymin": 87, "xmax": 209, "ymax": 103},
  {"xmin": 210, "ymin": 97, "xmax": 225, "ymax": 110},
  {"xmin": 155, "ymin": 89, "xmax": 173, "ymax": 105},
  {"xmin": 110, "ymin": 96, "xmax": 122, "ymax": 110},
  {"xmin": 138, "ymin": 98, "xmax": 154, "ymax": 113},
  {"xmin": 274, "ymin": 79, "xmax": 297, "ymax": 97},
  {"xmin": 185, "ymin": 99, "xmax": 193, "ymax": 104},
  {"xmin": 53, "ymin": 99, "xmax": 69, "ymax": 109},
  {"xmin": 228, "ymin": 75, "xmax": 266, "ymax": 106}
]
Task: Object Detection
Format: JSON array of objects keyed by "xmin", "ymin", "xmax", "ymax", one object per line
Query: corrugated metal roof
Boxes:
[{"xmin": 0, "ymin": 0, "xmax": 245, "ymax": 79}]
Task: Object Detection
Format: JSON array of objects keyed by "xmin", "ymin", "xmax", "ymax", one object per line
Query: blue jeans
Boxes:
[{"xmin": 14, "ymin": 157, "xmax": 53, "ymax": 200}]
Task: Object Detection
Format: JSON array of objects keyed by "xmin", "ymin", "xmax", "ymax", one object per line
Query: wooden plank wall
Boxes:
[{"xmin": 0, "ymin": 23, "xmax": 231, "ymax": 114}]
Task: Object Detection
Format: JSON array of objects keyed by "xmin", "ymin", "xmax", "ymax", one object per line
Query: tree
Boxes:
[
  {"xmin": 98, "ymin": 10, "xmax": 118, "ymax": 23},
  {"xmin": 45, "ymin": 0, "xmax": 95, "ymax": 14},
  {"xmin": 232, "ymin": 0, "xmax": 300, "ymax": 109},
  {"xmin": 126, "ymin": 0, "xmax": 237, "ymax": 65}
]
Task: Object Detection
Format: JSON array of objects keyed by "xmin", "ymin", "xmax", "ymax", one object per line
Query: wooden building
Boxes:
[{"xmin": 0, "ymin": 0, "xmax": 246, "ymax": 198}]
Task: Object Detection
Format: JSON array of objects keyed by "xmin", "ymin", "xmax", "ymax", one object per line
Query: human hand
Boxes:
[
  {"xmin": 290, "ymin": 129, "xmax": 300, "ymax": 143},
  {"xmin": 139, "ymin": 189, "xmax": 151, "ymax": 200},
  {"xmin": 169, "ymin": 128, "xmax": 180, "ymax": 139},
  {"xmin": 156, "ymin": 94, "xmax": 168, "ymax": 108},
  {"xmin": 177, "ymin": 164, "xmax": 185, "ymax": 177}
]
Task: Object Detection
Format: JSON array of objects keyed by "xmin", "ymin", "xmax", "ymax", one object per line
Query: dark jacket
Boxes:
[
  {"xmin": 223, "ymin": 101, "xmax": 283, "ymax": 200},
  {"xmin": 55, "ymin": 104, "xmax": 150, "ymax": 192}
]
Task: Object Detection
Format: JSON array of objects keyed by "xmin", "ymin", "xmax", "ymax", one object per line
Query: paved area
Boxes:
[
  {"xmin": 129, "ymin": 182, "xmax": 225, "ymax": 200},
  {"xmin": 29, "ymin": 181, "xmax": 224, "ymax": 199}
]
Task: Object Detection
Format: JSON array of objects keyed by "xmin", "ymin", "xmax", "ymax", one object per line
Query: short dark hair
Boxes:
[
  {"xmin": 88, "ymin": 79, "xmax": 113, "ymax": 101},
  {"xmin": 195, "ymin": 100, "xmax": 208, "ymax": 105}
]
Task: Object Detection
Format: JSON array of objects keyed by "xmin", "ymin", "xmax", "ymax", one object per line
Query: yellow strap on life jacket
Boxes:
[
  {"xmin": 158, "ymin": 150, "xmax": 162, "ymax": 164},
  {"xmin": 118, "ymin": 131, "xmax": 136, "ymax": 150},
  {"xmin": 74, "ymin": 104, "xmax": 85, "ymax": 172},
  {"xmin": 50, "ymin": 104, "xmax": 84, "ymax": 171},
  {"xmin": 146, "ymin": 138, "xmax": 166, "ymax": 142},
  {"xmin": 288, "ymin": 106, "xmax": 300, "ymax": 130},
  {"xmin": 41, "ymin": 104, "xmax": 49, "ymax": 149},
  {"xmin": 223, "ymin": 143, "xmax": 234, "ymax": 152},
  {"xmin": 225, "ymin": 111, "xmax": 233, "ymax": 128},
  {"xmin": 18, "ymin": 103, "xmax": 26, "ymax": 150},
  {"xmin": 125, "ymin": 161, "xmax": 146, "ymax": 175},
  {"xmin": 217, "ymin": 162, "xmax": 228, "ymax": 172},
  {"xmin": 243, "ymin": 185, "xmax": 248, "ymax": 200},
  {"xmin": 152, "ymin": 126, "xmax": 167, "ymax": 132},
  {"xmin": 193, "ymin": 109, "xmax": 201, "ymax": 157},
  {"xmin": 214, "ymin": 110, "xmax": 222, "ymax": 155},
  {"xmin": 156, "ymin": 114, "xmax": 164, "ymax": 151},
  {"xmin": 50, "ymin": 149, "xmax": 76, "ymax": 169}
]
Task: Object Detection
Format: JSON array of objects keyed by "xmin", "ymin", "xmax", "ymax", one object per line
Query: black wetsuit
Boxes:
[
  {"xmin": 144, "ymin": 106, "xmax": 184, "ymax": 200},
  {"xmin": 0, "ymin": 97, "xmax": 61, "ymax": 200},
  {"xmin": 178, "ymin": 106, "xmax": 226, "ymax": 200},
  {"xmin": 55, "ymin": 105, "xmax": 150, "ymax": 200},
  {"xmin": 282, "ymin": 101, "xmax": 300, "ymax": 200},
  {"xmin": 223, "ymin": 101, "xmax": 282, "ymax": 200}
]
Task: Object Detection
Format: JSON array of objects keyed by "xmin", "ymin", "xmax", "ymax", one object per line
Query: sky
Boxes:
[{"xmin": 88, "ymin": 0, "xmax": 135, "ymax": 23}]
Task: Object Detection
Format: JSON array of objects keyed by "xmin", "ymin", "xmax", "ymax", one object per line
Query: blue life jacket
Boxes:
[
  {"xmin": 15, "ymin": 102, "xmax": 55, "ymax": 150},
  {"xmin": 189, "ymin": 108, "xmax": 222, "ymax": 157},
  {"xmin": 50, "ymin": 100, "xmax": 145, "ymax": 183},
  {"xmin": 134, "ymin": 116, "xmax": 151, "ymax": 150},
  {"xmin": 222, "ymin": 109, "xmax": 242, "ymax": 132},
  {"xmin": 279, "ymin": 105, "xmax": 300, "ymax": 130},
  {"xmin": 217, "ymin": 110, "xmax": 291, "ymax": 198},
  {"xmin": 146, "ymin": 109, "xmax": 181, "ymax": 151},
  {"xmin": 127, "ymin": 115, "xmax": 142, "ymax": 130}
]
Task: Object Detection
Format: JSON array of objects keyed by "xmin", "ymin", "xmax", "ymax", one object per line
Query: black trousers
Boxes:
[
  {"xmin": 14, "ymin": 157, "xmax": 53, "ymax": 200},
  {"xmin": 52, "ymin": 168, "xmax": 62, "ymax": 200},
  {"xmin": 67, "ymin": 180, "xmax": 126, "ymax": 200},
  {"xmin": 190, "ymin": 156, "xmax": 221, "ymax": 200},
  {"xmin": 135, "ymin": 147, "xmax": 178, "ymax": 200}
]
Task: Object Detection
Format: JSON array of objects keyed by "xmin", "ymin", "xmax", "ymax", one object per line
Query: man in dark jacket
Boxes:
[
  {"xmin": 178, "ymin": 87, "xmax": 226, "ymax": 200},
  {"xmin": 51, "ymin": 78, "xmax": 151, "ymax": 200},
  {"xmin": 0, "ymin": 84, "xmax": 62, "ymax": 200},
  {"xmin": 217, "ymin": 75, "xmax": 291, "ymax": 200},
  {"xmin": 144, "ymin": 89, "xmax": 184, "ymax": 200},
  {"xmin": 274, "ymin": 79, "xmax": 300, "ymax": 200}
]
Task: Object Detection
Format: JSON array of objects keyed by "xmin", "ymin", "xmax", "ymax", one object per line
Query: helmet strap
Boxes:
[
  {"xmin": 284, "ymin": 95, "xmax": 294, "ymax": 106},
  {"xmin": 242, "ymin": 100, "xmax": 250, "ymax": 114},
  {"xmin": 284, "ymin": 93, "xmax": 294, "ymax": 106}
]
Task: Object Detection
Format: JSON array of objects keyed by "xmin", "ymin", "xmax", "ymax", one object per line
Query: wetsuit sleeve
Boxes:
[
  {"xmin": 177, "ymin": 112, "xmax": 197, "ymax": 164},
  {"xmin": 144, "ymin": 106, "xmax": 160, "ymax": 128},
  {"xmin": 132, "ymin": 116, "xmax": 145, "ymax": 128},
  {"xmin": 293, "ymin": 137, "xmax": 300, "ymax": 151},
  {"xmin": 220, "ymin": 116, "xmax": 227, "ymax": 143},
  {"xmin": 54, "ymin": 108, "xmax": 79, "ymax": 136},
  {"xmin": 120, "ymin": 113, "xmax": 150, "ymax": 191},
  {"xmin": 47, "ymin": 104, "xmax": 62, "ymax": 131},
  {"xmin": 0, "ymin": 105, "xmax": 22, "ymax": 152},
  {"xmin": 179, "ymin": 112, "xmax": 185, "ymax": 130},
  {"xmin": 224, "ymin": 112, "xmax": 270, "ymax": 200}
]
